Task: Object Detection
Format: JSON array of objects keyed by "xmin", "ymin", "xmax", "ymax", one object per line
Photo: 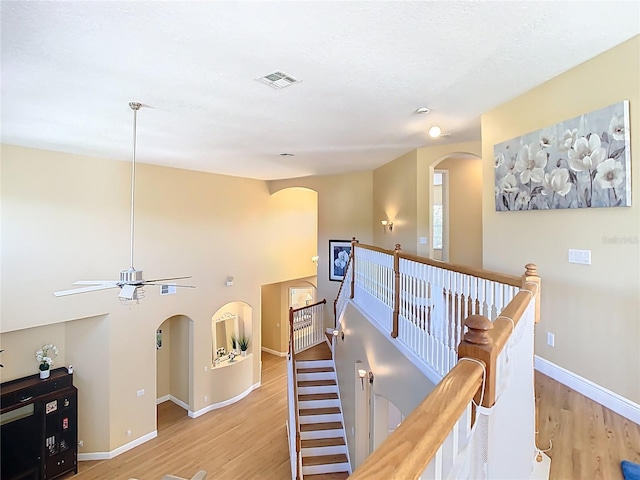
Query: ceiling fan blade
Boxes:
[
  {"xmin": 145, "ymin": 276, "xmax": 192, "ymax": 283},
  {"xmin": 73, "ymin": 280, "xmax": 119, "ymax": 285},
  {"xmin": 119, "ymin": 284, "xmax": 137, "ymax": 300},
  {"xmin": 54, "ymin": 284, "xmax": 119, "ymax": 297},
  {"xmin": 144, "ymin": 283, "xmax": 196, "ymax": 288}
]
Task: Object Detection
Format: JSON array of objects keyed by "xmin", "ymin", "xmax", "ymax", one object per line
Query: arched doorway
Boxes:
[{"xmin": 155, "ymin": 314, "xmax": 194, "ymax": 430}]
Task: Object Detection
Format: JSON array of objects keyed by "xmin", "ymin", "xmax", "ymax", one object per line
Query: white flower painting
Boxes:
[{"xmin": 494, "ymin": 101, "xmax": 631, "ymax": 211}]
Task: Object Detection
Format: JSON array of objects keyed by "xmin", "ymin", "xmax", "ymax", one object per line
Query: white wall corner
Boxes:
[
  {"xmin": 535, "ymin": 355, "xmax": 640, "ymax": 425},
  {"xmin": 261, "ymin": 346, "xmax": 287, "ymax": 357},
  {"xmin": 188, "ymin": 382, "xmax": 261, "ymax": 418},
  {"xmin": 78, "ymin": 430, "xmax": 158, "ymax": 461}
]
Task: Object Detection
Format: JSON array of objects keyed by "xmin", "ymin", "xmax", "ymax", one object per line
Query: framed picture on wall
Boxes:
[{"xmin": 329, "ymin": 240, "xmax": 352, "ymax": 282}]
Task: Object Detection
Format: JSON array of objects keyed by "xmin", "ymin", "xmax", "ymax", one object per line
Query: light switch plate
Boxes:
[{"xmin": 568, "ymin": 249, "xmax": 591, "ymax": 265}]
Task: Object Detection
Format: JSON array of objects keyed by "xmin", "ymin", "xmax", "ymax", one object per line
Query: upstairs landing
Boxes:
[{"xmin": 296, "ymin": 341, "xmax": 332, "ymax": 361}]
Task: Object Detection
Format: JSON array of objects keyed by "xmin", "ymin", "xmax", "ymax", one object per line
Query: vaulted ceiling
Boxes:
[{"xmin": 2, "ymin": 1, "xmax": 639, "ymax": 180}]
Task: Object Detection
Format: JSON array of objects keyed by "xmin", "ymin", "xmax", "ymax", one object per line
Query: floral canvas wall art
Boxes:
[{"xmin": 494, "ymin": 101, "xmax": 631, "ymax": 211}]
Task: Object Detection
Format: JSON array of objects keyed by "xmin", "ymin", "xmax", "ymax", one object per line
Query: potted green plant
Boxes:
[{"xmin": 238, "ymin": 335, "xmax": 250, "ymax": 356}]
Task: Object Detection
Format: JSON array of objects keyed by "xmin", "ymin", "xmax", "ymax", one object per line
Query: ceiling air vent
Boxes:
[
  {"xmin": 160, "ymin": 284, "xmax": 177, "ymax": 296},
  {"xmin": 256, "ymin": 71, "xmax": 300, "ymax": 89}
]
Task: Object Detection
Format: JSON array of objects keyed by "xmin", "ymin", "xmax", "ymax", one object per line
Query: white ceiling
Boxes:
[{"xmin": 2, "ymin": 1, "xmax": 639, "ymax": 181}]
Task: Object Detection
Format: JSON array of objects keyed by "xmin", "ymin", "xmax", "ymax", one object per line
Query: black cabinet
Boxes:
[{"xmin": 1, "ymin": 368, "xmax": 78, "ymax": 480}]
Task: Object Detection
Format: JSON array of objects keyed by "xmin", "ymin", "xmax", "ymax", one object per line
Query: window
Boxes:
[{"xmin": 433, "ymin": 204, "xmax": 443, "ymax": 249}]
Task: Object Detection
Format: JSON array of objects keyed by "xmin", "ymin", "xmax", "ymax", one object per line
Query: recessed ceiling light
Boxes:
[
  {"xmin": 428, "ymin": 125, "xmax": 442, "ymax": 138},
  {"xmin": 416, "ymin": 107, "xmax": 430, "ymax": 114}
]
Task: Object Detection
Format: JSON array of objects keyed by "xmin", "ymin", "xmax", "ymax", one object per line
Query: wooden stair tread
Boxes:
[
  {"xmin": 300, "ymin": 407, "xmax": 341, "ymax": 416},
  {"xmin": 298, "ymin": 367, "xmax": 335, "ymax": 373},
  {"xmin": 304, "ymin": 472, "xmax": 349, "ymax": 480},
  {"xmin": 298, "ymin": 379, "xmax": 336, "ymax": 387},
  {"xmin": 299, "ymin": 393, "xmax": 339, "ymax": 401},
  {"xmin": 301, "ymin": 437, "xmax": 346, "ymax": 448},
  {"xmin": 302, "ymin": 454, "xmax": 349, "ymax": 466},
  {"xmin": 300, "ymin": 421, "xmax": 343, "ymax": 431}
]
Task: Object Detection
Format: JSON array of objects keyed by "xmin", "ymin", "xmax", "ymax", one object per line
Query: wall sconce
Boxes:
[
  {"xmin": 358, "ymin": 369, "xmax": 374, "ymax": 390},
  {"xmin": 381, "ymin": 220, "xmax": 393, "ymax": 234},
  {"xmin": 332, "ymin": 329, "xmax": 339, "ymax": 337}
]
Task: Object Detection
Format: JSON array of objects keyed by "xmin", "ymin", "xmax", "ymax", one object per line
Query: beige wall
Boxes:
[
  {"xmin": 373, "ymin": 150, "xmax": 418, "ymax": 253},
  {"xmin": 436, "ymin": 156, "xmax": 483, "ymax": 268},
  {"xmin": 269, "ymin": 171, "xmax": 373, "ymax": 329},
  {"xmin": 336, "ymin": 303, "xmax": 435, "ymax": 466},
  {"xmin": 261, "ymin": 283, "xmax": 282, "ymax": 354},
  {"xmin": 482, "ymin": 36, "xmax": 640, "ymax": 403},
  {"xmin": 66, "ymin": 315, "xmax": 111, "ymax": 451},
  {"xmin": 370, "ymin": 142, "xmax": 482, "ymax": 257},
  {"xmin": 169, "ymin": 316, "xmax": 190, "ymax": 405},
  {"xmin": 0, "ymin": 144, "xmax": 317, "ymax": 452},
  {"xmin": 156, "ymin": 319, "xmax": 171, "ymax": 400}
]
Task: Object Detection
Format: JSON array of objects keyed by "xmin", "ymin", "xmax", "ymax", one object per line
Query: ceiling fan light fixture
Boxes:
[{"xmin": 52, "ymin": 102, "xmax": 194, "ymax": 302}]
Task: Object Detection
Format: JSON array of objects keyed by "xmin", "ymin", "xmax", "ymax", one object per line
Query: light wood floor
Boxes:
[
  {"xmin": 72, "ymin": 353, "xmax": 640, "ymax": 480},
  {"xmin": 75, "ymin": 352, "xmax": 291, "ymax": 480},
  {"xmin": 536, "ymin": 371, "xmax": 640, "ymax": 480}
]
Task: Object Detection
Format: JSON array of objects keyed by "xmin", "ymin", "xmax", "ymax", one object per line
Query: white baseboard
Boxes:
[
  {"xmin": 78, "ymin": 430, "xmax": 158, "ymax": 461},
  {"xmin": 535, "ymin": 355, "xmax": 640, "ymax": 425},
  {"xmin": 189, "ymin": 382, "xmax": 261, "ymax": 418},
  {"xmin": 156, "ymin": 394, "xmax": 170, "ymax": 405},
  {"xmin": 261, "ymin": 346, "xmax": 287, "ymax": 357}
]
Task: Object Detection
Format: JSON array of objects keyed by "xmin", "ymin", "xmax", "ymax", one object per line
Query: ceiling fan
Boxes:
[{"xmin": 54, "ymin": 102, "xmax": 194, "ymax": 303}]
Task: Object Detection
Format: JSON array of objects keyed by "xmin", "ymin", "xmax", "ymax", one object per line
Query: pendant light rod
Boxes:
[{"xmin": 128, "ymin": 102, "xmax": 142, "ymax": 269}]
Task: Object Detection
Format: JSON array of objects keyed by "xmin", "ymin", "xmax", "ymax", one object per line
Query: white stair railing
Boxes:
[
  {"xmin": 350, "ymin": 243, "xmax": 523, "ymax": 379},
  {"xmin": 291, "ymin": 299, "xmax": 327, "ymax": 353},
  {"xmin": 349, "ymin": 272, "xmax": 541, "ymax": 480}
]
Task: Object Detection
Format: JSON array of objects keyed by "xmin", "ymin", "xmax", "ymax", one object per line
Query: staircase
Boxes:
[{"xmin": 296, "ymin": 358, "xmax": 350, "ymax": 479}]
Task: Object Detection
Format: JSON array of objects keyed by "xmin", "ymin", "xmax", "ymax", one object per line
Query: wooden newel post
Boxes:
[
  {"xmin": 522, "ymin": 263, "xmax": 541, "ymax": 324},
  {"xmin": 391, "ymin": 243, "xmax": 401, "ymax": 338},
  {"xmin": 458, "ymin": 314, "xmax": 497, "ymax": 407},
  {"xmin": 350, "ymin": 237, "xmax": 358, "ymax": 300}
]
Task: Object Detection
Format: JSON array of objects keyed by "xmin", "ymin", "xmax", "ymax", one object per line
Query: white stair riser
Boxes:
[
  {"xmin": 298, "ymin": 385, "xmax": 337, "ymax": 395},
  {"xmin": 297, "ymin": 360, "xmax": 334, "ymax": 369},
  {"xmin": 299, "ymin": 413, "xmax": 342, "ymax": 424},
  {"xmin": 297, "ymin": 372, "xmax": 335, "ymax": 381},
  {"xmin": 303, "ymin": 463, "xmax": 350, "ymax": 475},
  {"xmin": 301, "ymin": 445, "xmax": 347, "ymax": 456},
  {"xmin": 298, "ymin": 399, "xmax": 340, "ymax": 409},
  {"xmin": 300, "ymin": 429, "xmax": 344, "ymax": 440}
]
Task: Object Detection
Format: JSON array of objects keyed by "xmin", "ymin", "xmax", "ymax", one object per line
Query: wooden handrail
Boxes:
[
  {"xmin": 355, "ymin": 242, "xmax": 522, "ymax": 287},
  {"xmin": 349, "ymin": 360, "xmax": 484, "ymax": 480},
  {"xmin": 291, "ymin": 298, "xmax": 326, "ymax": 314}
]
